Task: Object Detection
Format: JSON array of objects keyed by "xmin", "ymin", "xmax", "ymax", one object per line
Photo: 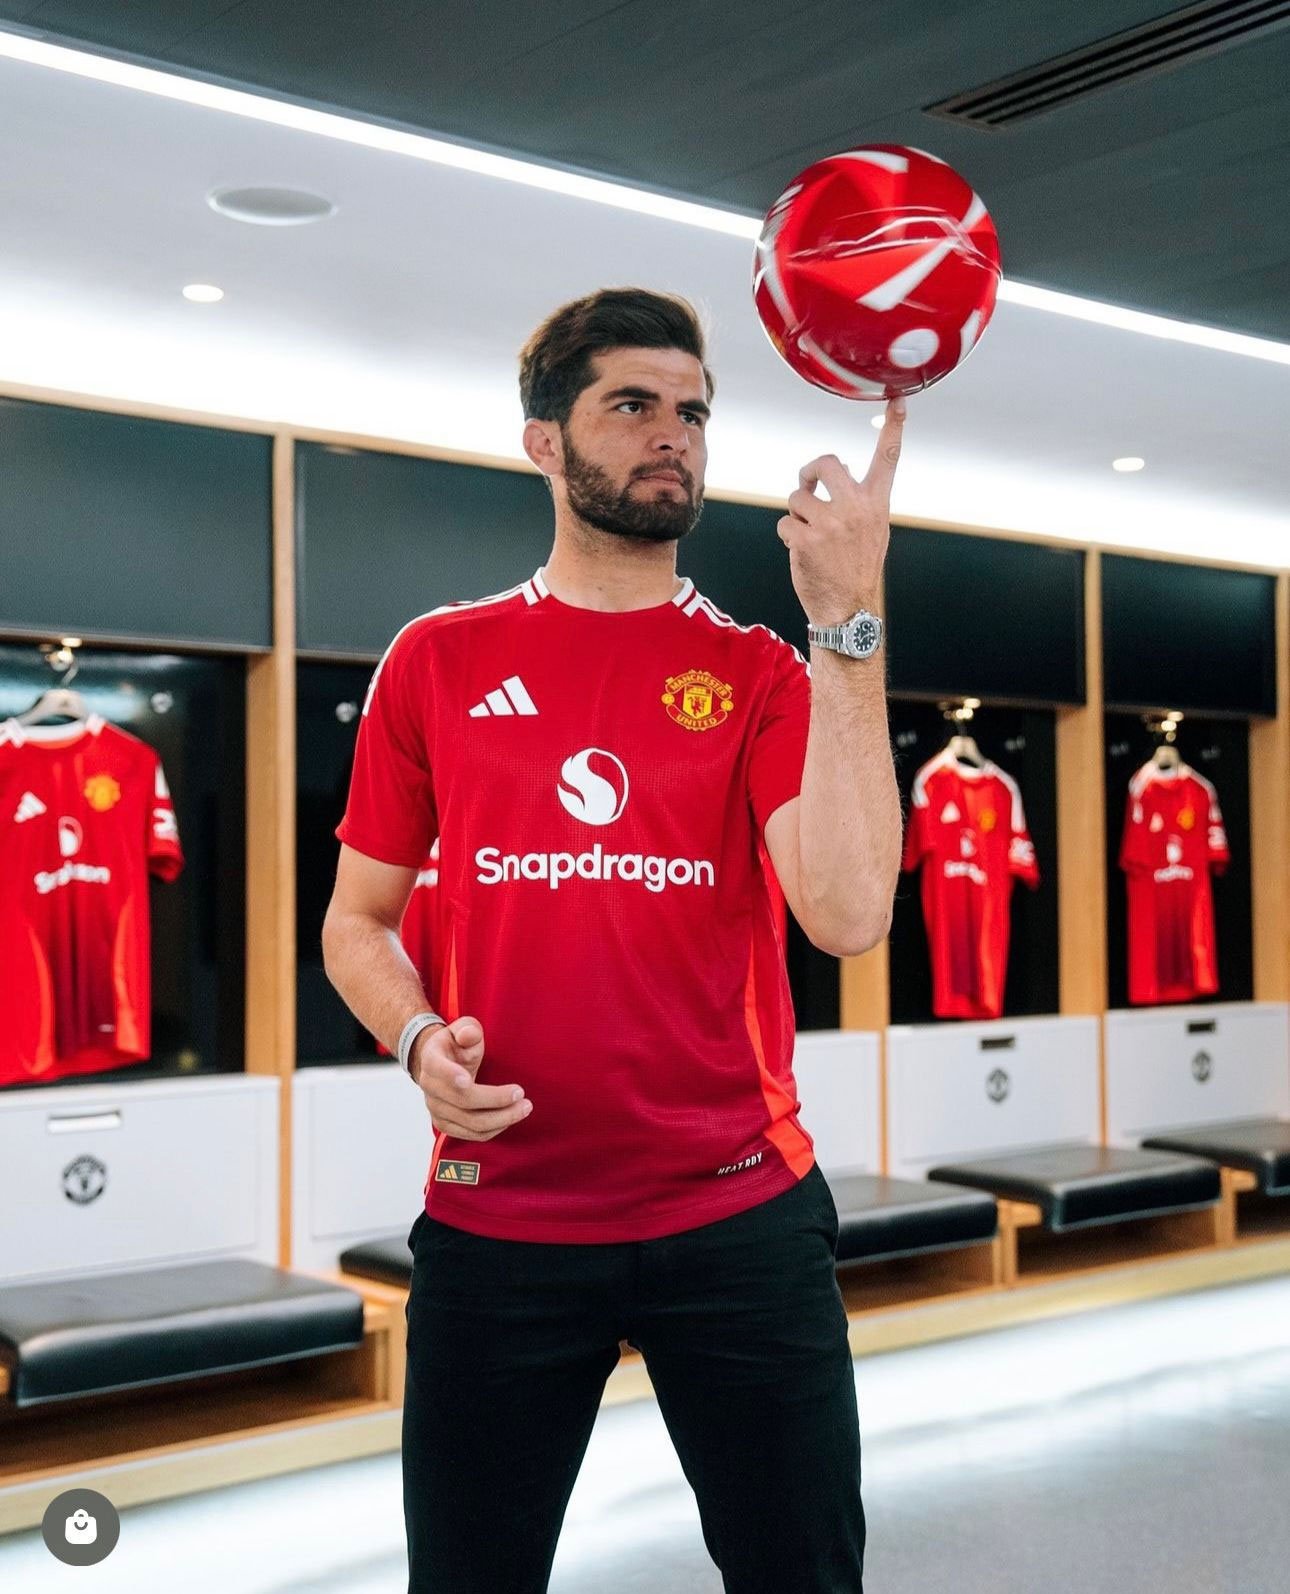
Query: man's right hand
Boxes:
[{"xmin": 409, "ymin": 1016, "xmax": 532, "ymax": 1141}]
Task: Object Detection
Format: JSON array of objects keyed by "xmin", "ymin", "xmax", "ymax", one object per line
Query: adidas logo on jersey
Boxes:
[
  {"xmin": 939, "ymin": 801, "xmax": 961, "ymax": 824},
  {"xmin": 14, "ymin": 791, "xmax": 47, "ymax": 824},
  {"xmin": 468, "ymin": 675, "xmax": 538, "ymax": 718}
]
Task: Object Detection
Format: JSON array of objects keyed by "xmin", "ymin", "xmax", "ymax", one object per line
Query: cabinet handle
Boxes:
[{"xmin": 47, "ymin": 1111, "xmax": 123, "ymax": 1134}]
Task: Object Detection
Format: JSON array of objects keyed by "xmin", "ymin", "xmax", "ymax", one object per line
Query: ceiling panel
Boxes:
[{"xmin": 4, "ymin": 3, "xmax": 1289, "ymax": 336}]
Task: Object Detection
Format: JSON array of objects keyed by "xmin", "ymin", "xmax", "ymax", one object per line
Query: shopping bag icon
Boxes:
[{"xmin": 65, "ymin": 1509, "xmax": 97, "ymax": 1544}]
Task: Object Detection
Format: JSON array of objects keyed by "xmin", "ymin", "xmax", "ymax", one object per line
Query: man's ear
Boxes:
[{"xmin": 523, "ymin": 418, "xmax": 563, "ymax": 479}]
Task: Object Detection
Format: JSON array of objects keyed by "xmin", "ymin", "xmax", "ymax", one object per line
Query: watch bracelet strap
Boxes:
[
  {"xmin": 808, "ymin": 614, "xmax": 883, "ymax": 653},
  {"xmin": 398, "ymin": 1010, "xmax": 446, "ymax": 1077}
]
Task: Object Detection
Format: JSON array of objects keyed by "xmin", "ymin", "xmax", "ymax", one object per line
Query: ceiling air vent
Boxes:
[{"xmin": 925, "ymin": 0, "xmax": 1290, "ymax": 127}]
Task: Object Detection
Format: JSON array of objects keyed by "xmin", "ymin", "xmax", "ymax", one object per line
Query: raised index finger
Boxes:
[{"xmin": 863, "ymin": 396, "xmax": 907, "ymax": 492}]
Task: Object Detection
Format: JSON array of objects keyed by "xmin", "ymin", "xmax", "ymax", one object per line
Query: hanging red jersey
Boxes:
[
  {"xmin": 901, "ymin": 747, "xmax": 1039, "ymax": 1020},
  {"xmin": 0, "ymin": 714, "xmax": 183, "ymax": 1087},
  {"xmin": 1119, "ymin": 760, "xmax": 1229, "ymax": 1005},
  {"xmin": 336, "ymin": 566, "xmax": 814, "ymax": 1243}
]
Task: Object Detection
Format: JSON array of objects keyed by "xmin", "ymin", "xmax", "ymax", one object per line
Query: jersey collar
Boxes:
[{"xmin": 530, "ymin": 565, "xmax": 695, "ymax": 612}]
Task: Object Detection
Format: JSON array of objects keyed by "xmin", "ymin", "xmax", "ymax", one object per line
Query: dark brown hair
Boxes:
[{"xmin": 518, "ymin": 287, "xmax": 715, "ymax": 424}]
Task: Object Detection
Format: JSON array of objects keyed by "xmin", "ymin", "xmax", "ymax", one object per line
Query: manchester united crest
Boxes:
[
  {"xmin": 1178, "ymin": 807, "xmax": 1196, "ymax": 831},
  {"xmin": 83, "ymin": 774, "xmax": 122, "ymax": 813},
  {"xmin": 978, "ymin": 808, "xmax": 997, "ymax": 833},
  {"xmin": 662, "ymin": 669, "xmax": 734, "ymax": 732}
]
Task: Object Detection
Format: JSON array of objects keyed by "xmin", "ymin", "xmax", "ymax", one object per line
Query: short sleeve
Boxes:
[
  {"xmin": 1119, "ymin": 783, "xmax": 1146, "ymax": 875},
  {"xmin": 901, "ymin": 763, "xmax": 934, "ymax": 873},
  {"xmin": 336, "ymin": 621, "xmax": 438, "ymax": 868},
  {"xmin": 147, "ymin": 755, "xmax": 184, "ymax": 882},
  {"xmin": 1005, "ymin": 781, "xmax": 1040, "ymax": 888},
  {"xmin": 1204, "ymin": 782, "xmax": 1230, "ymax": 875},
  {"xmin": 747, "ymin": 639, "xmax": 811, "ymax": 837}
]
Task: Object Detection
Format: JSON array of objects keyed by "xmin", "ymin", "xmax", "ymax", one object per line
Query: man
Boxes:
[{"xmin": 322, "ymin": 287, "xmax": 905, "ymax": 1593}]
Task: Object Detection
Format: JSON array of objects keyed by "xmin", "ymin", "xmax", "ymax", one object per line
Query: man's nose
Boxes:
[{"xmin": 653, "ymin": 425, "xmax": 690, "ymax": 453}]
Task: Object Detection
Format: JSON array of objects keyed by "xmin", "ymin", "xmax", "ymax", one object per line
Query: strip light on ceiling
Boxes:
[{"xmin": 2, "ymin": 26, "xmax": 1290, "ymax": 368}]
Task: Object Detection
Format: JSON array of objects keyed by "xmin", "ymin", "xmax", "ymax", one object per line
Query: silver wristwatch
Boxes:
[
  {"xmin": 398, "ymin": 1010, "xmax": 446, "ymax": 1078},
  {"xmin": 806, "ymin": 608, "xmax": 884, "ymax": 660}
]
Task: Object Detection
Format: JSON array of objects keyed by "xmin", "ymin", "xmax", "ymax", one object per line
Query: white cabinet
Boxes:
[
  {"xmin": 0, "ymin": 1075, "xmax": 279, "ymax": 1285},
  {"xmin": 887, "ymin": 1016, "xmax": 1100, "ymax": 1179},
  {"xmin": 1105, "ymin": 1001, "xmax": 1290, "ymax": 1144}
]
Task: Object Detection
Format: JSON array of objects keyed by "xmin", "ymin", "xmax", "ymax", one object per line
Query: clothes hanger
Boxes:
[
  {"xmin": 947, "ymin": 732, "xmax": 986, "ymax": 769},
  {"xmin": 1146, "ymin": 713, "xmax": 1182, "ymax": 772},
  {"xmin": 15, "ymin": 652, "xmax": 92, "ymax": 726},
  {"xmin": 938, "ymin": 699, "xmax": 986, "ymax": 770}
]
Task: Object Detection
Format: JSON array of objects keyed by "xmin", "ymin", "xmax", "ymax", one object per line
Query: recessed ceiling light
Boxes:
[
  {"xmin": 208, "ymin": 186, "xmax": 336, "ymax": 225},
  {"xmin": 182, "ymin": 283, "xmax": 224, "ymax": 303},
  {"xmin": 1112, "ymin": 456, "xmax": 1145, "ymax": 472}
]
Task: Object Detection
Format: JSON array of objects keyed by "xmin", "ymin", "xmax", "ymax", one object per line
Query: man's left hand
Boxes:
[{"xmin": 777, "ymin": 395, "xmax": 907, "ymax": 625}]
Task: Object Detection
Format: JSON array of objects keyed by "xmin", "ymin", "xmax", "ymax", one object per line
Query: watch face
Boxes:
[{"xmin": 846, "ymin": 616, "xmax": 882, "ymax": 658}]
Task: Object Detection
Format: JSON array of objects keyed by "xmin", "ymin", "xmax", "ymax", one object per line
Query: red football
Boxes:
[{"xmin": 752, "ymin": 144, "xmax": 1002, "ymax": 400}]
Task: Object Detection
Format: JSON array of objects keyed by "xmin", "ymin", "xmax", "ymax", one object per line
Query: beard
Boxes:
[{"xmin": 561, "ymin": 433, "xmax": 703, "ymax": 544}]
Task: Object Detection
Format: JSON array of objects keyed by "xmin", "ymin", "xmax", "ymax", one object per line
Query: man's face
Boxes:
[{"xmin": 556, "ymin": 346, "xmax": 709, "ymax": 544}]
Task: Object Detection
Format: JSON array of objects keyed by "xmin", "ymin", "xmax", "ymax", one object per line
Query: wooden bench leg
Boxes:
[{"xmin": 997, "ymin": 1203, "xmax": 1020, "ymax": 1288}]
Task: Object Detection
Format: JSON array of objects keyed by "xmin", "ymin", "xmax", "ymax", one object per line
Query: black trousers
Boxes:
[{"xmin": 401, "ymin": 1163, "xmax": 865, "ymax": 1593}]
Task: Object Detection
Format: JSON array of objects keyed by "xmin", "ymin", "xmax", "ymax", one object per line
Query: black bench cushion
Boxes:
[
  {"xmin": 339, "ymin": 1233, "xmax": 415, "ymax": 1289},
  {"xmin": 1141, "ymin": 1118, "xmax": 1290, "ymax": 1196},
  {"xmin": 0, "ymin": 1259, "xmax": 366, "ymax": 1409},
  {"xmin": 828, "ymin": 1174, "xmax": 997, "ymax": 1264},
  {"xmin": 341, "ymin": 1185, "xmax": 1001, "ymax": 1281},
  {"xmin": 927, "ymin": 1144, "xmax": 1221, "ymax": 1232}
]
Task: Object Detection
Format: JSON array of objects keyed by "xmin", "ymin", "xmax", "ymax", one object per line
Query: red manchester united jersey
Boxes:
[
  {"xmin": 375, "ymin": 837, "xmax": 440, "ymax": 1059},
  {"xmin": 901, "ymin": 748, "xmax": 1039, "ymax": 1020},
  {"xmin": 400, "ymin": 836, "xmax": 440, "ymax": 989},
  {"xmin": 0, "ymin": 714, "xmax": 183, "ymax": 1086},
  {"xmin": 1120, "ymin": 760, "xmax": 1229, "ymax": 1005},
  {"xmin": 336, "ymin": 566, "xmax": 815, "ymax": 1243}
]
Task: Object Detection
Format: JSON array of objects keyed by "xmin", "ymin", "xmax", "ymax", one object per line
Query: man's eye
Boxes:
[{"xmin": 617, "ymin": 401, "xmax": 642, "ymax": 413}]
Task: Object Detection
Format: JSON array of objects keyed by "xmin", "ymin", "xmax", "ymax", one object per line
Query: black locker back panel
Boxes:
[
  {"xmin": 0, "ymin": 644, "xmax": 246, "ymax": 1087},
  {"xmin": 1102, "ymin": 555, "xmax": 1276, "ymax": 717},
  {"xmin": 297, "ymin": 661, "xmax": 382, "ymax": 1063},
  {"xmin": 0, "ymin": 398, "xmax": 272, "ymax": 648},
  {"xmin": 1104, "ymin": 713, "xmax": 1252, "ymax": 1008},
  {"xmin": 885, "ymin": 526, "xmax": 1084, "ymax": 704},
  {"xmin": 889, "ymin": 702, "xmax": 1060, "ymax": 1024}
]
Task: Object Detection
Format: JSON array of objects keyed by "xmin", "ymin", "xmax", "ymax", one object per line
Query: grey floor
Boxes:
[{"xmin": 5, "ymin": 1274, "xmax": 1290, "ymax": 1592}]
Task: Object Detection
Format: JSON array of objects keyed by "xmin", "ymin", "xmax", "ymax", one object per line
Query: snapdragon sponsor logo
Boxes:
[
  {"xmin": 475, "ymin": 843, "xmax": 714, "ymax": 893},
  {"xmin": 472, "ymin": 743, "xmax": 716, "ymax": 894},
  {"xmin": 943, "ymin": 860, "xmax": 987, "ymax": 886},
  {"xmin": 36, "ymin": 862, "xmax": 111, "ymax": 895}
]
